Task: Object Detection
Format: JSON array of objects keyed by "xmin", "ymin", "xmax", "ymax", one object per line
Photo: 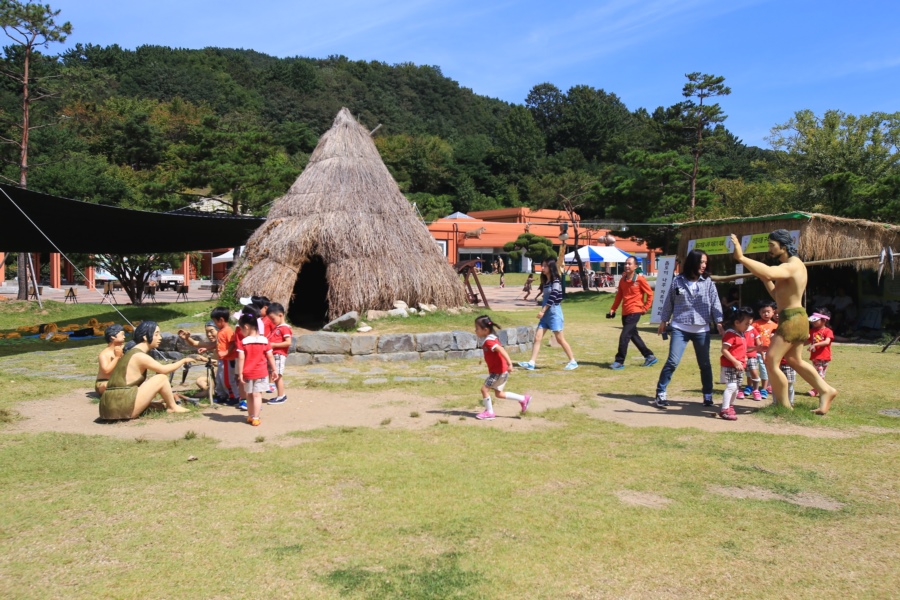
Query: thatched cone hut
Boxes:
[{"xmin": 233, "ymin": 108, "xmax": 466, "ymax": 323}]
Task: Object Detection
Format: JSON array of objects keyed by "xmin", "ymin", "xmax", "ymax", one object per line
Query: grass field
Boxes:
[{"xmin": 0, "ymin": 295, "xmax": 898, "ymax": 598}]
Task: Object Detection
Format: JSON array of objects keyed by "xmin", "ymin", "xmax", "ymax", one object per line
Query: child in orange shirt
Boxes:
[{"xmin": 751, "ymin": 301, "xmax": 778, "ymax": 399}]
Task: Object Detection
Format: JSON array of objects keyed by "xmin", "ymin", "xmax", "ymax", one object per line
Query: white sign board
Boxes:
[
  {"xmin": 735, "ymin": 264, "xmax": 744, "ymax": 285},
  {"xmin": 649, "ymin": 256, "xmax": 676, "ymax": 324}
]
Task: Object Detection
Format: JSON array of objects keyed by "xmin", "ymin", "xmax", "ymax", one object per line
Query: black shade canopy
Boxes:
[{"xmin": 0, "ymin": 184, "xmax": 266, "ymax": 254}]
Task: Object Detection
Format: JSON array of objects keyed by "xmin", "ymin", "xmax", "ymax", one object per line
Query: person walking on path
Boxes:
[
  {"xmin": 654, "ymin": 249, "xmax": 725, "ymax": 409},
  {"xmin": 518, "ymin": 258, "xmax": 578, "ymax": 371},
  {"xmin": 607, "ymin": 256, "xmax": 657, "ymax": 370},
  {"xmin": 729, "ymin": 230, "xmax": 838, "ymax": 414}
]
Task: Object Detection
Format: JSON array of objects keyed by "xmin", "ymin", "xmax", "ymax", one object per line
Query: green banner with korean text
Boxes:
[{"xmin": 686, "ymin": 236, "xmax": 735, "ymax": 256}]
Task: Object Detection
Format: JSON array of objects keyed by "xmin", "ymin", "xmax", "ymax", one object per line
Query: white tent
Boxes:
[
  {"xmin": 212, "ymin": 246, "xmax": 244, "ymax": 265},
  {"xmin": 564, "ymin": 245, "xmax": 631, "ymax": 263}
]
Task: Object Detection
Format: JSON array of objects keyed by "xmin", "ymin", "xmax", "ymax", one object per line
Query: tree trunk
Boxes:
[{"xmin": 15, "ymin": 47, "xmax": 31, "ymax": 301}]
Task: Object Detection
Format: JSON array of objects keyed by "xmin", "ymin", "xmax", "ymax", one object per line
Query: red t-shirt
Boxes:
[
  {"xmin": 235, "ymin": 334, "xmax": 272, "ymax": 379},
  {"xmin": 261, "ymin": 315, "xmax": 274, "ymax": 336},
  {"xmin": 809, "ymin": 326, "xmax": 834, "ymax": 361},
  {"xmin": 268, "ymin": 323, "xmax": 292, "ymax": 356},
  {"xmin": 753, "ymin": 319, "xmax": 777, "ymax": 350},
  {"xmin": 482, "ymin": 335, "xmax": 508, "ymax": 374},
  {"xmin": 216, "ymin": 324, "xmax": 238, "ymax": 361},
  {"xmin": 744, "ymin": 326, "xmax": 760, "ymax": 358},
  {"xmin": 721, "ymin": 329, "xmax": 747, "ymax": 368}
]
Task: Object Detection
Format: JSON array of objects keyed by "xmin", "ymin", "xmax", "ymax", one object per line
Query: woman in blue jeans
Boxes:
[{"xmin": 654, "ymin": 249, "xmax": 724, "ymax": 408}]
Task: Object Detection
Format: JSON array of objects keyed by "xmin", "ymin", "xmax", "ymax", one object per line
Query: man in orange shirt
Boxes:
[
  {"xmin": 608, "ymin": 257, "xmax": 656, "ymax": 369},
  {"xmin": 211, "ymin": 306, "xmax": 240, "ymax": 404}
]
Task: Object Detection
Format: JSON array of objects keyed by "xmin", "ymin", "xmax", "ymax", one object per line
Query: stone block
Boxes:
[
  {"xmin": 504, "ymin": 328, "xmax": 518, "ymax": 346},
  {"xmin": 378, "ymin": 351, "xmax": 420, "ymax": 362},
  {"xmin": 296, "ymin": 332, "xmax": 351, "ymax": 354},
  {"xmin": 497, "ymin": 329, "xmax": 509, "ymax": 346},
  {"xmin": 286, "ymin": 353, "xmax": 312, "ymax": 366},
  {"xmin": 313, "ymin": 354, "xmax": 347, "ymax": 364},
  {"xmin": 447, "ymin": 351, "xmax": 468, "ymax": 360},
  {"xmin": 367, "ymin": 310, "xmax": 389, "ymax": 321},
  {"xmin": 351, "ymin": 335, "xmax": 378, "ymax": 355},
  {"xmin": 517, "ymin": 343, "xmax": 529, "ymax": 354},
  {"xmin": 416, "ymin": 331, "xmax": 453, "ymax": 352},
  {"xmin": 322, "ymin": 311, "xmax": 359, "ymax": 332},
  {"xmin": 378, "ymin": 333, "xmax": 416, "ymax": 353},
  {"xmin": 463, "ymin": 349, "xmax": 481, "ymax": 359},
  {"xmin": 517, "ymin": 326, "xmax": 534, "ymax": 343},
  {"xmin": 451, "ymin": 330, "xmax": 477, "ymax": 350},
  {"xmin": 420, "ymin": 350, "xmax": 447, "ymax": 361},
  {"xmin": 387, "ymin": 308, "xmax": 408, "ymax": 318},
  {"xmin": 351, "ymin": 354, "xmax": 379, "ymax": 362}
]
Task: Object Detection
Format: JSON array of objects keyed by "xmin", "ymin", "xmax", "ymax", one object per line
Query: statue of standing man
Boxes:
[{"xmin": 729, "ymin": 230, "xmax": 838, "ymax": 415}]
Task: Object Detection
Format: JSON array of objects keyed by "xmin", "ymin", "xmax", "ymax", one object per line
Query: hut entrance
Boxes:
[{"xmin": 289, "ymin": 255, "xmax": 329, "ymax": 328}]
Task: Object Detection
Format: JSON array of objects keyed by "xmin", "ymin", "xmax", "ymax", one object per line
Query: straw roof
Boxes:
[
  {"xmin": 677, "ymin": 212, "xmax": 900, "ymax": 271},
  {"xmin": 233, "ymin": 108, "xmax": 466, "ymax": 319}
]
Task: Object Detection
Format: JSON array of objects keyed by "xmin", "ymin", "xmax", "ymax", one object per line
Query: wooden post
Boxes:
[
  {"xmin": 182, "ymin": 254, "xmax": 192, "ymax": 290},
  {"xmin": 0, "ymin": 252, "xmax": 5, "ymax": 282},
  {"xmin": 64, "ymin": 259, "xmax": 73, "ymax": 284},
  {"xmin": 49, "ymin": 253, "xmax": 61, "ymax": 288},
  {"xmin": 85, "ymin": 266, "xmax": 95, "ymax": 291}
]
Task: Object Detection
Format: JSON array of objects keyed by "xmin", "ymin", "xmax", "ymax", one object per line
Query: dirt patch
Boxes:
[
  {"xmin": 709, "ymin": 485, "xmax": 844, "ymax": 511},
  {"xmin": 614, "ymin": 490, "xmax": 672, "ymax": 509},
  {"xmin": 2, "ymin": 386, "xmax": 575, "ymax": 449},
  {"xmin": 581, "ymin": 394, "xmax": 856, "ymax": 439}
]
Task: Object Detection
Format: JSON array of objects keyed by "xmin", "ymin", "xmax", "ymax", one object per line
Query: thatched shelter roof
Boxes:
[
  {"xmin": 234, "ymin": 108, "xmax": 466, "ymax": 320},
  {"xmin": 677, "ymin": 212, "xmax": 900, "ymax": 271}
]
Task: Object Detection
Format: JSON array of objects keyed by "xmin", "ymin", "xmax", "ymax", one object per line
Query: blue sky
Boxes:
[{"xmin": 48, "ymin": 0, "xmax": 900, "ymax": 147}]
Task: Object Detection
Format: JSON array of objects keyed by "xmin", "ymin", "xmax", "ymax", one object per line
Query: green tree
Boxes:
[
  {"xmin": 0, "ymin": 0, "xmax": 71, "ymax": 299},
  {"xmin": 503, "ymin": 232, "xmax": 555, "ymax": 263},
  {"xmin": 680, "ymin": 72, "xmax": 731, "ymax": 218},
  {"xmin": 766, "ymin": 109, "xmax": 900, "ymax": 219},
  {"xmin": 175, "ymin": 114, "xmax": 299, "ymax": 214},
  {"xmin": 494, "ymin": 105, "xmax": 544, "ymax": 175}
]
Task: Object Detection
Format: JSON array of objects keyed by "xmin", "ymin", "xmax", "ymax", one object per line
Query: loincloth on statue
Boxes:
[
  {"xmin": 99, "ymin": 385, "xmax": 138, "ymax": 420},
  {"xmin": 775, "ymin": 307, "xmax": 809, "ymax": 344},
  {"xmin": 94, "ymin": 378, "xmax": 109, "ymax": 396}
]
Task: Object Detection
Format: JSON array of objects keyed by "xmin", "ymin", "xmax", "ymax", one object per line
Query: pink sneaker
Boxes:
[
  {"xmin": 719, "ymin": 409, "xmax": 737, "ymax": 421},
  {"xmin": 736, "ymin": 390, "xmax": 745, "ymax": 399},
  {"xmin": 808, "ymin": 389, "xmax": 818, "ymax": 396},
  {"xmin": 520, "ymin": 395, "xmax": 531, "ymax": 413},
  {"xmin": 752, "ymin": 390, "xmax": 762, "ymax": 401},
  {"xmin": 476, "ymin": 410, "xmax": 496, "ymax": 420},
  {"xmin": 766, "ymin": 385, "xmax": 772, "ymax": 393}
]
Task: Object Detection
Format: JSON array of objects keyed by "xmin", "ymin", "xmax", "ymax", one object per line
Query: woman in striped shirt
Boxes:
[{"xmin": 518, "ymin": 258, "xmax": 578, "ymax": 371}]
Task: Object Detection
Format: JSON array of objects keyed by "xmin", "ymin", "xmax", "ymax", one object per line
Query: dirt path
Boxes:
[
  {"xmin": 582, "ymin": 392, "xmax": 856, "ymax": 438},
  {"xmin": 4, "ymin": 387, "xmax": 575, "ymax": 449}
]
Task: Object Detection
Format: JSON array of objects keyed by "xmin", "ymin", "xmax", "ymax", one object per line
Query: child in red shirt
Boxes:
[
  {"xmin": 475, "ymin": 315, "xmax": 531, "ymax": 420},
  {"xmin": 236, "ymin": 314, "xmax": 279, "ymax": 427},
  {"xmin": 266, "ymin": 302, "xmax": 292, "ymax": 405},
  {"xmin": 740, "ymin": 324, "xmax": 763, "ymax": 401},
  {"xmin": 807, "ymin": 309, "xmax": 834, "ymax": 397},
  {"xmin": 718, "ymin": 306, "xmax": 753, "ymax": 421}
]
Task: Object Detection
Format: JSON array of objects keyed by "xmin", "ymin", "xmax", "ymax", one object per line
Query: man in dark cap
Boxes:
[{"xmin": 729, "ymin": 230, "xmax": 837, "ymax": 415}]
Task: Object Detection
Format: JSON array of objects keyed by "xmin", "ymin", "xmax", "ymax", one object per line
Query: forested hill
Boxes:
[
  {"xmin": 2, "ymin": 44, "xmax": 897, "ymax": 251},
  {"xmin": 66, "ymin": 45, "xmax": 510, "ymax": 139}
]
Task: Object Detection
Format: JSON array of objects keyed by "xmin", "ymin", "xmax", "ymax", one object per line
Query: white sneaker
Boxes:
[{"xmin": 563, "ymin": 360, "xmax": 579, "ymax": 371}]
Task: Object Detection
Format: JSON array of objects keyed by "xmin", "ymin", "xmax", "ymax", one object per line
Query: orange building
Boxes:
[{"xmin": 426, "ymin": 208, "xmax": 658, "ymax": 273}]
